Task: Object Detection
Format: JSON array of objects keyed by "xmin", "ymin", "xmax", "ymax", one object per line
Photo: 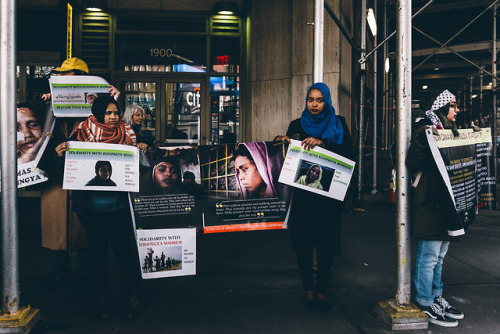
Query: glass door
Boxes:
[
  {"xmin": 162, "ymin": 81, "xmax": 202, "ymax": 145},
  {"xmin": 118, "ymin": 76, "xmax": 206, "ymax": 146}
]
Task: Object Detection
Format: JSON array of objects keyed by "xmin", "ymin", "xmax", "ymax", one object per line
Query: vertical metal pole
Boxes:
[
  {"xmin": 493, "ymin": 4, "xmax": 498, "ymax": 175},
  {"xmin": 1, "ymin": 0, "xmax": 19, "ymax": 315},
  {"xmin": 383, "ymin": 1, "xmax": 388, "ymax": 150},
  {"xmin": 357, "ymin": 0, "xmax": 367, "ymax": 204},
  {"xmin": 469, "ymin": 74, "xmax": 474, "ymax": 124},
  {"xmin": 313, "ymin": 0, "xmax": 324, "ymax": 83},
  {"xmin": 372, "ymin": 0, "xmax": 378, "ymax": 194},
  {"xmin": 479, "ymin": 67, "xmax": 484, "ymax": 126},
  {"xmin": 395, "ymin": 0, "xmax": 412, "ymax": 306}
]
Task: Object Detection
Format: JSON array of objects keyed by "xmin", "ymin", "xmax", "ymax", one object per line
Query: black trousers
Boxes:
[
  {"xmin": 290, "ymin": 212, "xmax": 341, "ymax": 294},
  {"xmin": 79, "ymin": 206, "xmax": 141, "ymax": 297}
]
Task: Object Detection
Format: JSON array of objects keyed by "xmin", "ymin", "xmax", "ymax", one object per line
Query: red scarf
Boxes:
[{"xmin": 71, "ymin": 115, "xmax": 137, "ymax": 145}]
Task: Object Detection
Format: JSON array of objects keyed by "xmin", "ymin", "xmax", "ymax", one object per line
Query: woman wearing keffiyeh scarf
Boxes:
[
  {"xmin": 55, "ymin": 95, "xmax": 141, "ymax": 320},
  {"xmin": 406, "ymin": 90, "xmax": 465, "ymax": 327}
]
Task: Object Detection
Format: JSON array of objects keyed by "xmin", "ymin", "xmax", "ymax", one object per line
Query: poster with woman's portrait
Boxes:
[
  {"xmin": 129, "ymin": 146, "xmax": 202, "ymax": 230},
  {"xmin": 62, "ymin": 141, "xmax": 139, "ymax": 192},
  {"xmin": 198, "ymin": 141, "xmax": 292, "ymax": 233},
  {"xmin": 279, "ymin": 139, "xmax": 355, "ymax": 201},
  {"xmin": 17, "ymin": 101, "xmax": 55, "ymax": 188}
]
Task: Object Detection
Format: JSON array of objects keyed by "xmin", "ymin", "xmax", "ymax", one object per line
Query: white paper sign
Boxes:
[
  {"xmin": 63, "ymin": 141, "xmax": 139, "ymax": 192},
  {"xmin": 136, "ymin": 228, "xmax": 196, "ymax": 279},
  {"xmin": 49, "ymin": 75, "xmax": 111, "ymax": 117},
  {"xmin": 278, "ymin": 139, "xmax": 355, "ymax": 201}
]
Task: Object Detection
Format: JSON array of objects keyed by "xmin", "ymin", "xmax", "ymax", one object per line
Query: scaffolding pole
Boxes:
[
  {"xmin": 493, "ymin": 4, "xmax": 498, "ymax": 178},
  {"xmin": 375, "ymin": 0, "xmax": 427, "ymax": 329},
  {"xmin": 0, "ymin": 0, "xmax": 40, "ymax": 330},
  {"xmin": 313, "ymin": 0, "xmax": 324, "ymax": 83},
  {"xmin": 372, "ymin": 0, "xmax": 378, "ymax": 195},
  {"xmin": 357, "ymin": 0, "xmax": 367, "ymax": 205}
]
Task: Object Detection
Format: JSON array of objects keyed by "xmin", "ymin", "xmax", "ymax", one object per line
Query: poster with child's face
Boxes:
[
  {"xmin": 62, "ymin": 141, "xmax": 139, "ymax": 192},
  {"xmin": 17, "ymin": 101, "xmax": 54, "ymax": 188}
]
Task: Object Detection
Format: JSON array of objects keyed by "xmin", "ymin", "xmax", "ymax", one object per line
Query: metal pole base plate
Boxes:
[
  {"xmin": 375, "ymin": 299, "xmax": 428, "ymax": 330},
  {"xmin": 0, "ymin": 306, "xmax": 40, "ymax": 334}
]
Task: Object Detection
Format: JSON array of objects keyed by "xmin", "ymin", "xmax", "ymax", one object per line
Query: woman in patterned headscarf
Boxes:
[
  {"xmin": 406, "ymin": 90, "xmax": 465, "ymax": 327},
  {"xmin": 275, "ymin": 82, "xmax": 354, "ymax": 312}
]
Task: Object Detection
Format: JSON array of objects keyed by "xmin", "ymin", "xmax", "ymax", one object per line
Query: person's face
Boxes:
[
  {"xmin": 103, "ymin": 103, "xmax": 121, "ymax": 125},
  {"xmin": 154, "ymin": 162, "xmax": 179, "ymax": 188},
  {"xmin": 306, "ymin": 89, "xmax": 325, "ymax": 115},
  {"xmin": 235, "ymin": 155, "xmax": 264, "ymax": 193},
  {"xmin": 87, "ymin": 95, "xmax": 96, "ymax": 104},
  {"xmin": 132, "ymin": 110, "xmax": 144, "ymax": 126},
  {"xmin": 98, "ymin": 165, "xmax": 111, "ymax": 180},
  {"xmin": 58, "ymin": 70, "xmax": 75, "ymax": 76},
  {"xmin": 308, "ymin": 166, "xmax": 321, "ymax": 181},
  {"xmin": 447, "ymin": 100, "xmax": 459, "ymax": 122},
  {"xmin": 17, "ymin": 108, "xmax": 42, "ymax": 154}
]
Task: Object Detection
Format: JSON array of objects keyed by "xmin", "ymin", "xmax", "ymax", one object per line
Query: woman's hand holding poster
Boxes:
[
  {"xmin": 62, "ymin": 141, "xmax": 139, "ymax": 192},
  {"xmin": 278, "ymin": 139, "xmax": 355, "ymax": 200}
]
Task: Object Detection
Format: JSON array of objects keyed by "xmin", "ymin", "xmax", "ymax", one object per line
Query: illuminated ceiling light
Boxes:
[
  {"xmin": 472, "ymin": 94, "xmax": 478, "ymax": 98},
  {"xmin": 84, "ymin": 0, "xmax": 107, "ymax": 11},
  {"xmin": 488, "ymin": 82, "xmax": 492, "ymax": 86},
  {"xmin": 384, "ymin": 58, "xmax": 390, "ymax": 73},
  {"xmin": 213, "ymin": 1, "xmax": 238, "ymax": 15},
  {"xmin": 422, "ymin": 85, "xmax": 428, "ymax": 90},
  {"xmin": 367, "ymin": 8, "xmax": 377, "ymax": 37},
  {"xmin": 434, "ymin": 67, "xmax": 440, "ymax": 71}
]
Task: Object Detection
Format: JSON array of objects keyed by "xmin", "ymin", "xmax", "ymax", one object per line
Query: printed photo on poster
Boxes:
[
  {"xmin": 17, "ymin": 101, "xmax": 55, "ymax": 188},
  {"xmin": 49, "ymin": 75, "xmax": 111, "ymax": 117},
  {"xmin": 136, "ymin": 228, "xmax": 196, "ymax": 279},
  {"xmin": 130, "ymin": 146, "xmax": 202, "ymax": 230},
  {"xmin": 62, "ymin": 141, "xmax": 139, "ymax": 192},
  {"xmin": 279, "ymin": 139, "xmax": 355, "ymax": 201},
  {"xmin": 198, "ymin": 141, "xmax": 292, "ymax": 233}
]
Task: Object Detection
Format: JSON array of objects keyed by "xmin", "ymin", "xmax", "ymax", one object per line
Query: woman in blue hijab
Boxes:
[{"xmin": 276, "ymin": 82, "xmax": 354, "ymax": 312}]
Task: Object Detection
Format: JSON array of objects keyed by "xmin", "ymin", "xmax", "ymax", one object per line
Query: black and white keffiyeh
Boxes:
[{"xmin": 424, "ymin": 90, "xmax": 455, "ymax": 129}]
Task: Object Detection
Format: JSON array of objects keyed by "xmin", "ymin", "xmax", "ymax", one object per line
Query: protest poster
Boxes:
[
  {"xmin": 474, "ymin": 128, "xmax": 497, "ymax": 210},
  {"xmin": 62, "ymin": 141, "xmax": 139, "ymax": 192},
  {"xmin": 198, "ymin": 141, "xmax": 292, "ymax": 233},
  {"xmin": 136, "ymin": 228, "xmax": 196, "ymax": 279},
  {"xmin": 49, "ymin": 75, "xmax": 111, "ymax": 117},
  {"xmin": 278, "ymin": 139, "xmax": 355, "ymax": 201},
  {"xmin": 17, "ymin": 101, "xmax": 55, "ymax": 188},
  {"xmin": 130, "ymin": 146, "xmax": 202, "ymax": 230},
  {"xmin": 426, "ymin": 128, "xmax": 497, "ymax": 228}
]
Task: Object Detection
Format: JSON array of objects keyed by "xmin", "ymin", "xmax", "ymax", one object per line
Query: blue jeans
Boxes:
[{"xmin": 414, "ymin": 239, "xmax": 450, "ymax": 307}]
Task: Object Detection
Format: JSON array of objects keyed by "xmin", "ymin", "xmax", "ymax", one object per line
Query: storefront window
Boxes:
[
  {"xmin": 165, "ymin": 82, "xmax": 201, "ymax": 145},
  {"xmin": 124, "ymin": 81, "xmax": 157, "ymax": 145},
  {"xmin": 209, "ymin": 76, "xmax": 239, "ymax": 144},
  {"xmin": 116, "ymin": 35, "xmax": 207, "ymax": 72},
  {"xmin": 210, "ymin": 37, "xmax": 240, "ymax": 73}
]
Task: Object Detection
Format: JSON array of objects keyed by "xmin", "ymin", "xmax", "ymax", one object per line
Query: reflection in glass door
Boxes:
[
  {"xmin": 123, "ymin": 81, "xmax": 157, "ymax": 146},
  {"xmin": 164, "ymin": 82, "xmax": 201, "ymax": 145}
]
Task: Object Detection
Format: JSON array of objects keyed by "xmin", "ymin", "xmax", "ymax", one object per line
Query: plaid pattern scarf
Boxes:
[{"xmin": 71, "ymin": 115, "xmax": 137, "ymax": 145}]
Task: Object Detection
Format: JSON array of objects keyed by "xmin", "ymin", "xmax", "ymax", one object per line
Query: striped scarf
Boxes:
[{"xmin": 71, "ymin": 115, "xmax": 136, "ymax": 145}]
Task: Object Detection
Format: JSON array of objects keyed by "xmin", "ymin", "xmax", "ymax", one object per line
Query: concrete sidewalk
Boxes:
[{"xmin": 16, "ymin": 191, "xmax": 500, "ymax": 334}]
